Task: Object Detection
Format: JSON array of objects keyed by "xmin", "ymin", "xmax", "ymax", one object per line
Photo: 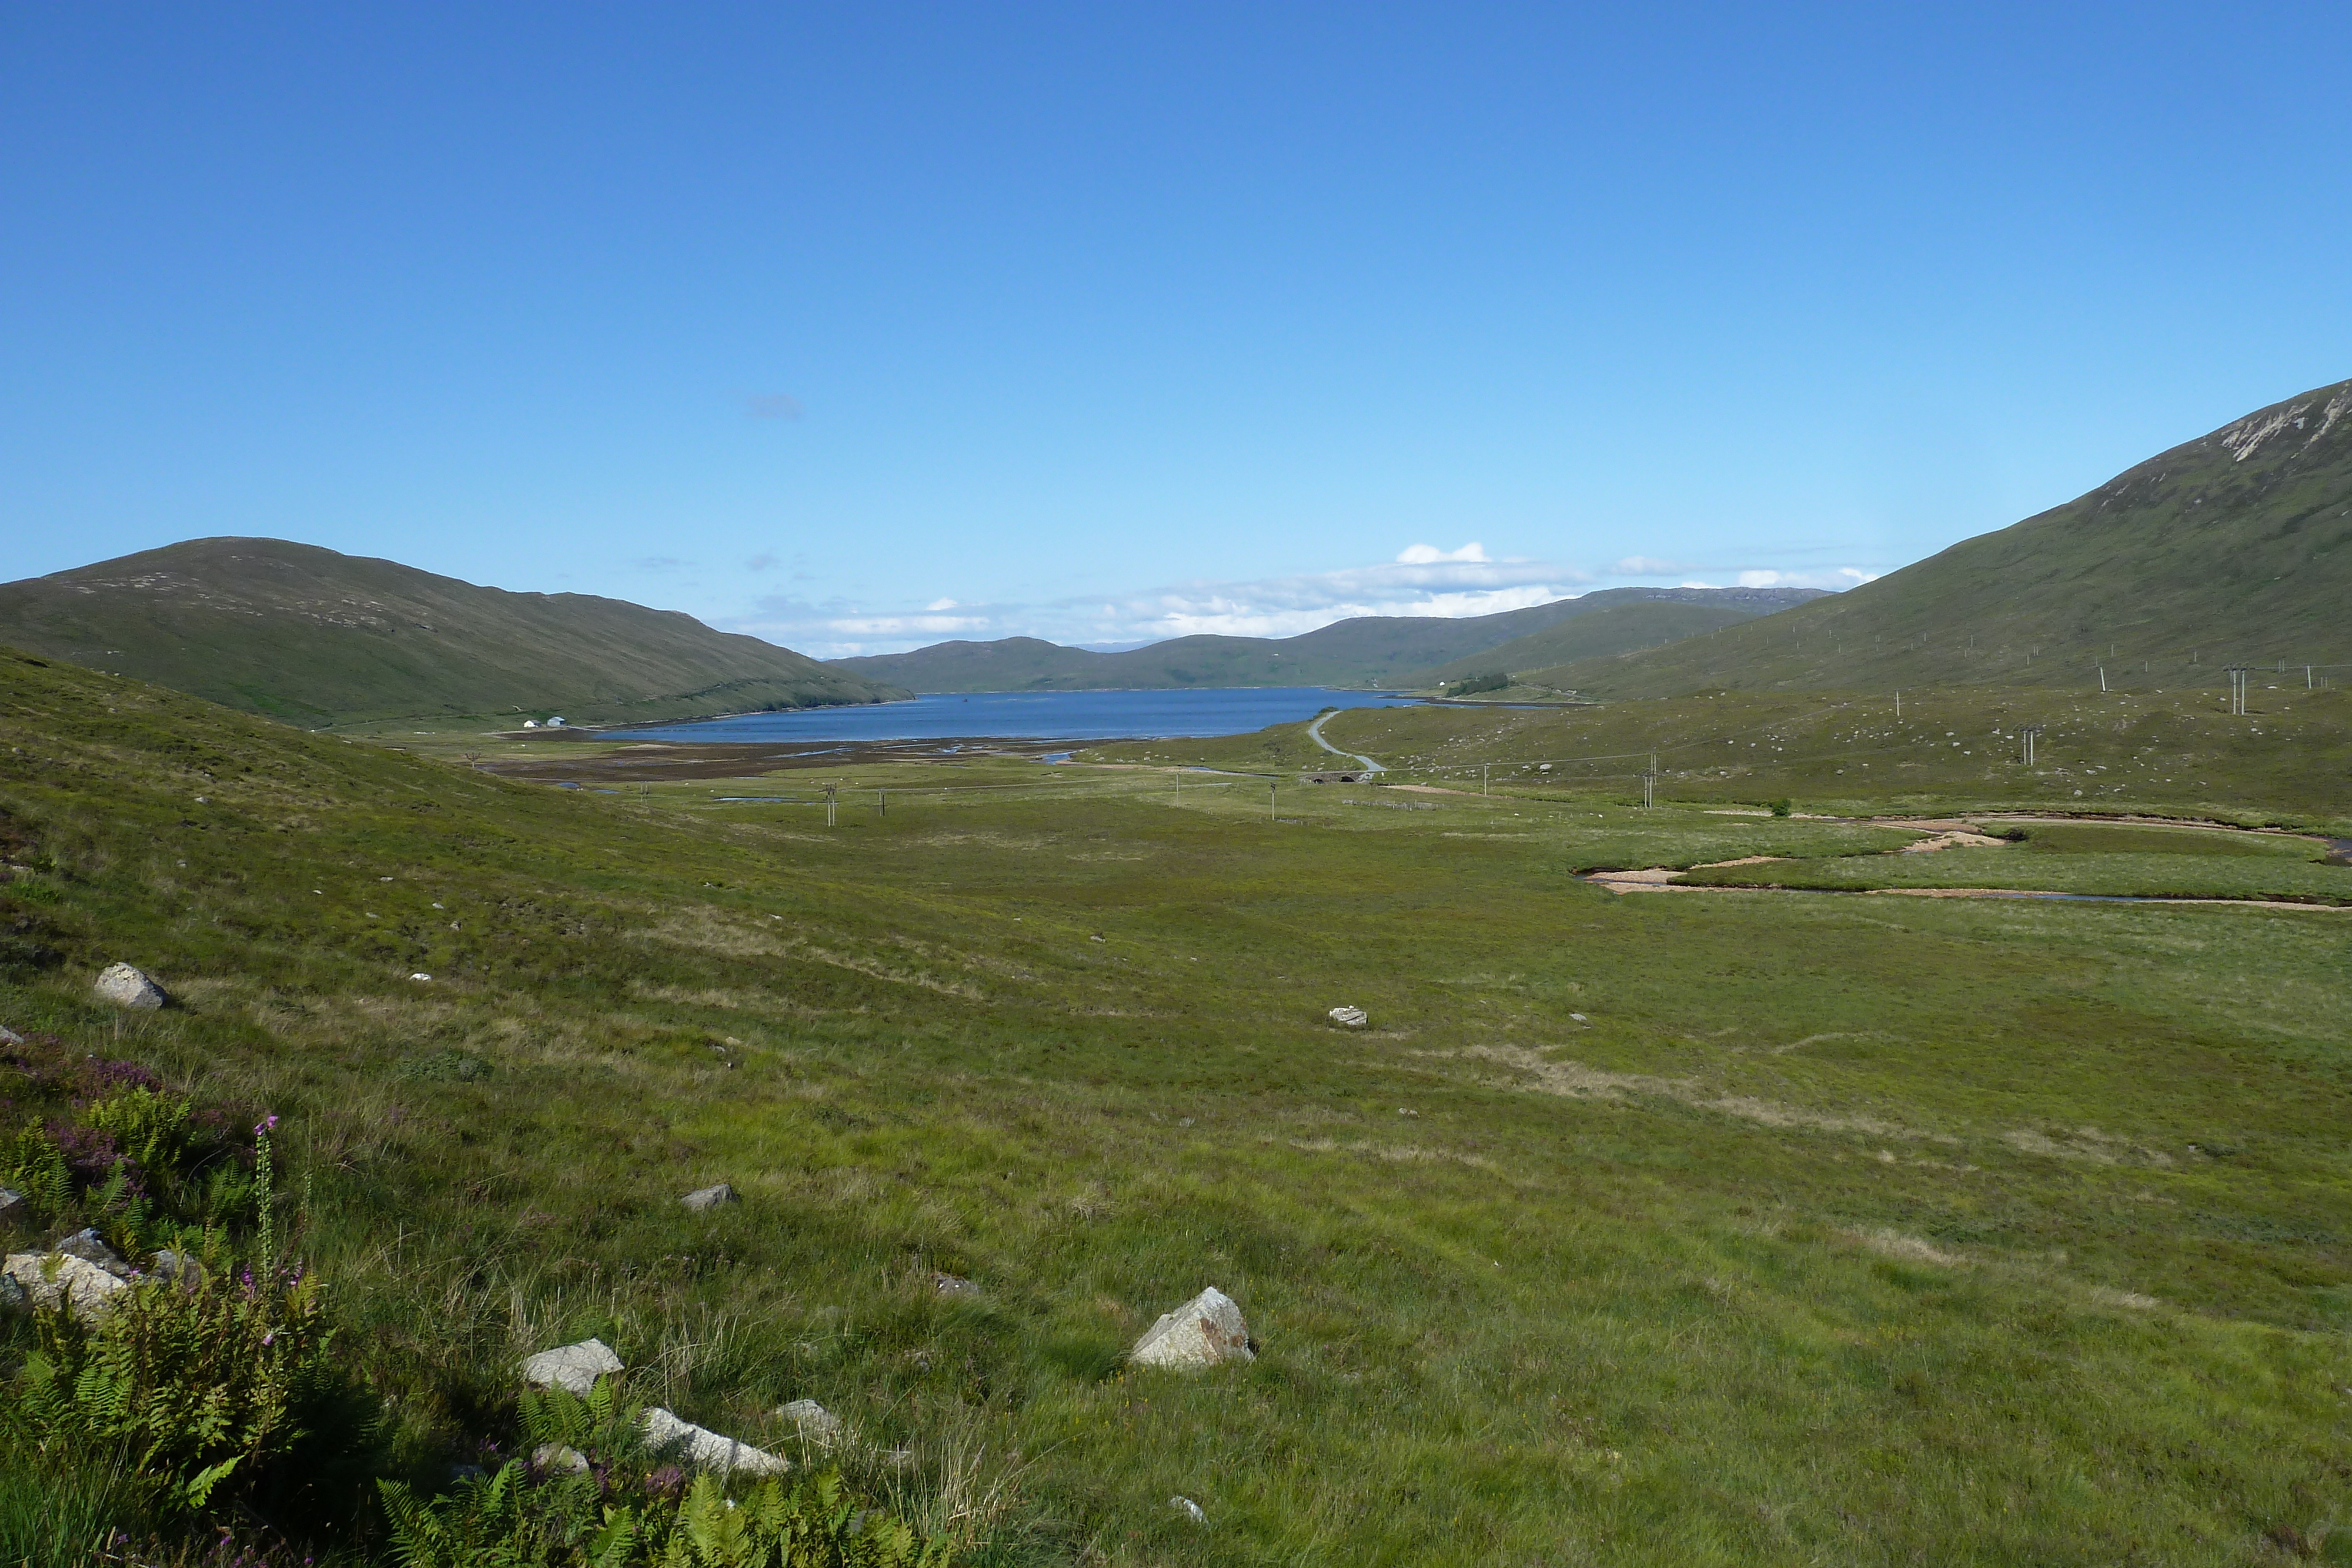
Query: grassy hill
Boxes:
[
  {"xmin": 1541, "ymin": 379, "xmax": 2352, "ymax": 700},
  {"xmin": 0, "ymin": 537, "xmax": 906, "ymax": 729},
  {"xmin": 831, "ymin": 587, "xmax": 1820, "ymax": 693},
  {"xmin": 1415, "ymin": 600, "xmax": 1770, "ymax": 688}
]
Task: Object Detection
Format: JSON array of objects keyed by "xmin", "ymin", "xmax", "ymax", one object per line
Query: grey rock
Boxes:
[
  {"xmin": 1170, "ymin": 1496, "xmax": 1207, "ymax": 1525},
  {"xmin": 149, "ymin": 1248, "xmax": 206, "ymax": 1284},
  {"xmin": 55, "ymin": 1228, "xmax": 132, "ymax": 1279},
  {"xmin": 780, "ymin": 1399, "xmax": 841, "ymax": 1445},
  {"xmin": 522, "ymin": 1336, "xmax": 624, "ymax": 1395},
  {"xmin": 681, "ymin": 1183, "xmax": 739, "ymax": 1212},
  {"xmin": 0, "ymin": 1187, "xmax": 24, "ymax": 1221},
  {"xmin": 532, "ymin": 1442, "xmax": 591, "ymax": 1475},
  {"xmin": 0, "ymin": 1024, "xmax": 22, "ymax": 1046},
  {"xmin": 640, "ymin": 1406, "xmax": 789, "ymax": 1476},
  {"xmin": 931, "ymin": 1271, "xmax": 979, "ymax": 1295},
  {"xmin": 1327, "ymin": 1005, "xmax": 1368, "ymax": 1029},
  {"xmin": 1130, "ymin": 1286, "xmax": 1253, "ymax": 1371},
  {"xmin": 93, "ymin": 963, "xmax": 168, "ymax": 1010},
  {"xmin": 0, "ymin": 1271, "xmax": 24, "ymax": 1312},
  {"xmin": 2, "ymin": 1251, "xmax": 130, "ymax": 1322}
]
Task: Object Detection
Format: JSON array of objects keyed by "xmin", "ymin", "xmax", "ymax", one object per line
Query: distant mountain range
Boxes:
[
  {"xmin": 0, "ymin": 538, "xmax": 906, "ymax": 727},
  {"xmin": 827, "ymin": 586, "xmax": 1825, "ymax": 693},
  {"xmin": 1535, "ymin": 378, "xmax": 2352, "ymax": 698},
  {"xmin": 19, "ymin": 378, "xmax": 2340, "ymax": 728}
]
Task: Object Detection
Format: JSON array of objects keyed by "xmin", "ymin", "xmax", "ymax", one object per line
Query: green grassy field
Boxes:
[
  {"xmin": 1094, "ymin": 685, "xmax": 2352, "ymax": 831},
  {"xmin": 1678, "ymin": 849, "xmax": 2352, "ymax": 903},
  {"xmin": 5, "ymin": 651, "xmax": 2352, "ymax": 1564}
]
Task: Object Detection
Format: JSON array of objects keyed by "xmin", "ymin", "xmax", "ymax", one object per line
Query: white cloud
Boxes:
[
  {"xmin": 726, "ymin": 549, "xmax": 1589, "ymax": 657},
  {"xmin": 725, "ymin": 546, "xmax": 1898, "ymax": 658},
  {"xmin": 1396, "ymin": 541, "xmax": 1490, "ymax": 564}
]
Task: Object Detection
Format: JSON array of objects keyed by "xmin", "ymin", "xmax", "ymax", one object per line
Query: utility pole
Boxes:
[
  {"xmin": 1269, "ymin": 781, "xmax": 1277, "ymax": 821},
  {"xmin": 1895, "ymin": 690, "xmax": 1902, "ymax": 718},
  {"xmin": 2019, "ymin": 726, "xmax": 2043, "ymax": 766},
  {"xmin": 2098, "ymin": 666, "xmax": 2106, "ymax": 693},
  {"xmin": 878, "ymin": 788, "xmax": 886, "ymax": 817},
  {"xmin": 1641, "ymin": 770, "xmax": 1655, "ymax": 811},
  {"xmin": 824, "ymin": 783, "xmax": 838, "ymax": 828},
  {"xmin": 2224, "ymin": 666, "xmax": 2248, "ymax": 716},
  {"xmin": 2307, "ymin": 665, "xmax": 2314, "ymax": 690},
  {"xmin": 1482, "ymin": 763, "xmax": 1489, "ymax": 797}
]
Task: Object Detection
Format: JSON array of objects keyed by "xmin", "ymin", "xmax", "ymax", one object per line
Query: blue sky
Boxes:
[{"xmin": 6, "ymin": 4, "xmax": 2350, "ymax": 656}]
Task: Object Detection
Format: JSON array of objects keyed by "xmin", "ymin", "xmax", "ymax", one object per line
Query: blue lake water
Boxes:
[{"xmin": 620, "ymin": 687, "xmax": 1424, "ymax": 743}]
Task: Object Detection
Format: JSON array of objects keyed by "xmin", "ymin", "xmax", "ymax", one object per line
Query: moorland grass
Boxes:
[
  {"xmin": 1678, "ymin": 850, "xmax": 2352, "ymax": 902},
  {"xmin": 1096, "ymin": 684, "xmax": 2352, "ymax": 828},
  {"xmin": 4, "ymin": 651, "xmax": 2351, "ymax": 1563}
]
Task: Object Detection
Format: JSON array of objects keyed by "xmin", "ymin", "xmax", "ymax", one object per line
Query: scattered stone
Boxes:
[
  {"xmin": 1569, "ymin": 1012, "xmax": 1589, "ymax": 1022},
  {"xmin": 409, "ymin": 972, "xmax": 433, "ymax": 982},
  {"xmin": 93, "ymin": 962, "xmax": 167, "ymax": 1010},
  {"xmin": 681, "ymin": 1183, "xmax": 739, "ymax": 1212},
  {"xmin": 1327, "ymin": 1005, "xmax": 1368, "ymax": 1029},
  {"xmin": 1170, "ymin": 1497, "xmax": 1207, "ymax": 1524},
  {"xmin": 640, "ymin": 1406, "xmax": 790, "ymax": 1476},
  {"xmin": 931, "ymin": 1271, "xmax": 979, "ymax": 1295},
  {"xmin": 522, "ymin": 1336, "xmax": 624, "ymax": 1395},
  {"xmin": 0, "ymin": 1024, "xmax": 22, "ymax": 1046},
  {"xmin": 2, "ymin": 1251, "xmax": 131, "ymax": 1322},
  {"xmin": 1130, "ymin": 1286, "xmax": 1253, "ymax": 1370},
  {"xmin": 0, "ymin": 1187, "xmax": 24, "ymax": 1221},
  {"xmin": 780, "ymin": 1399, "xmax": 841, "ymax": 1445},
  {"xmin": 532, "ymin": 1443, "xmax": 592, "ymax": 1475},
  {"xmin": 55, "ymin": 1228, "xmax": 132, "ymax": 1278}
]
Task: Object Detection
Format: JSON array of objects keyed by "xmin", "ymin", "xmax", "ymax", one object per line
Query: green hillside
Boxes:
[
  {"xmin": 1542, "ymin": 379, "xmax": 2352, "ymax": 700},
  {"xmin": 833, "ymin": 587, "xmax": 1819, "ymax": 693},
  {"xmin": 1416, "ymin": 600, "xmax": 1768, "ymax": 687},
  {"xmin": 6, "ymin": 649, "xmax": 2351, "ymax": 1561},
  {"xmin": 0, "ymin": 537, "xmax": 906, "ymax": 729}
]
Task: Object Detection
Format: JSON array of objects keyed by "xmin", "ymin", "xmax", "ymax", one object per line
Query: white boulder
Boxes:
[
  {"xmin": 681, "ymin": 1183, "xmax": 739, "ymax": 1212},
  {"xmin": 522, "ymin": 1336, "xmax": 624, "ymax": 1395},
  {"xmin": 780, "ymin": 1399, "xmax": 841, "ymax": 1445},
  {"xmin": 640, "ymin": 1406, "xmax": 789, "ymax": 1476},
  {"xmin": 1130, "ymin": 1286, "xmax": 1253, "ymax": 1370},
  {"xmin": 94, "ymin": 963, "xmax": 168, "ymax": 1010},
  {"xmin": 2, "ymin": 1251, "xmax": 131, "ymax": 1322},
  {"xmin": 1327, "ymin": 1005, "xmax": 1368, "ymax": 1029}
]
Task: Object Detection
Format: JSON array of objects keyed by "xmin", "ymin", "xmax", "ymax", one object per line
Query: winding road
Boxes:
[{"xmin": 1307, "ymin": 709, "xmax": 1384, "ymax": 774}]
